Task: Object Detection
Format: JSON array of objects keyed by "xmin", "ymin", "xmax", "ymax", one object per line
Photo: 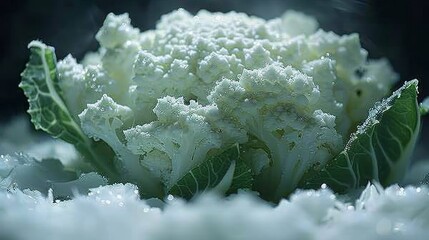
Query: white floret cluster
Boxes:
[{"xmin": 54, "ymin": 9, "xmax": 399, "ymax": 198}]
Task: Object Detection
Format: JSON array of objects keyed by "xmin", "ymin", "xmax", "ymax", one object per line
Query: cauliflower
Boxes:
[{"xmin": 19, "ymin": 9, "xmax": 422, "ymax": 201}]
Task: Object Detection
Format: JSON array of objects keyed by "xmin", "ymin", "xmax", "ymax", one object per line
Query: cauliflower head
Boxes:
[{"xmin": 20, "ymin": 9, "xmax": 419, "ymax": 201}]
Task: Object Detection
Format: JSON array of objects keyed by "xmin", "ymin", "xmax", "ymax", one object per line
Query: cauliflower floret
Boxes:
[
  {"xmin": 267, "ymin": 10, "xmax": 319, "ymax": 37},
  {"xmin": 79, "ymin": 95, "xmax": 162, "ymax": 196},
  {"xmin": 56, "ymin": 55, "xmax": 86, "ymax": 119},
  {"xmin": 101, "ymin": 40, "xmax": 141, "ymax": 87},
  {"xmin": 130, "ymin": 10, "xmax": 285, "ymax": 123},
  {"xmin": 209, "ymin": 64, "xmax": 343, "ymax": 199},
  {"xmin": 95, "ymin": 13, "xmax": 140, "ymax": 49},
  {"xmin": 124, "ymin": 96, "xmax": 223, "ymax": 188},
  {"xmin": 96, "ymin": 13, "xmax": 142, "ymax": 101},
  {"xmin": 57, "ymin": 56, "xmax": 125, "ymax": 119}
]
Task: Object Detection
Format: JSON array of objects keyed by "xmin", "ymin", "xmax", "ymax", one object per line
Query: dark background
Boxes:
[{"xmin": 1, "ymin": 0, "xmax": 428, "ymax": 123}]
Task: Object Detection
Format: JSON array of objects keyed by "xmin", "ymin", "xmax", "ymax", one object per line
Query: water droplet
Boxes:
[
  {"xmin": 321, "ymin": 183, "xmax": 327, "ymax": 189},
  {"xmin": 397, "ymin": 188, "xmax": 406, "ymax": 196},
  {"xmin": 167, "ymin": 195, "xmax": 174, "ymax": 201},
  {"xmin": 393, "ymin": 222, "xmax": 404, "ymax": 232}
]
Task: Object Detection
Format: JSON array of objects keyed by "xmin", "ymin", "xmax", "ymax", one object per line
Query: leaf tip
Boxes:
[{"xmin": 28, "ymin": 40, "xmax": 46, "ymax": 49}]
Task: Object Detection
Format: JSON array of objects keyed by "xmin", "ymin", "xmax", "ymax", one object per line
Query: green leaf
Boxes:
[
  {"xmin": 169, "ymin": 145, "xmax": 253, "ymax": 199},
  {"xmin": 51, "ymin": 172, "xmax": 108, "ymax": 199},
  {"xmin": 20, "ymin": 41, "xmax": 83, "ymax": 144},
  {"xmin": 0, "ymin": 154, "xmax": 107, "ymax": 198},
  {"xmin": 227, "ymin": 153, "xmax": 253, "ymax": 194},
  {"xmin": 19, "ymin": 41, "xmax": 118, "ymax": 179},
  {"xmin": 299, "ymin": 80, "xmax": 421, "ymax": 192}
]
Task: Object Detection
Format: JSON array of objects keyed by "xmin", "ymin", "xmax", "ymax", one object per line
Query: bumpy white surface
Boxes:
[
  {"xmin": 0, "ymin": 183, "xmax": 428, "ymax": 240},
  {"xmin": 54, "ymin": 9, "xmax": 400, "ymax": 197},
  {"xmin": 59, "ymin": 8, "xmax": 398, "ymax": 130}
]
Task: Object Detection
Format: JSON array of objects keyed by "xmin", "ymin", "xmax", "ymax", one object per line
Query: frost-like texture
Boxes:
[
  {"xmin": 21, "ymin": 9, "xmax": 401, "ymax": 199},
  {"xmin": 78, "ymin": 95, "xmax": 162, "ymax": 196},
  {"xmin": 0, "ymin": 183, "xmax": 428, "ymax": 240},
  {"xmin": 208, "ymin": 63, "xmax": 343, "ymax": 198},
  {"xmin": 124, "ymin": 96, "xmax": 223, "ymax": 188}
]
